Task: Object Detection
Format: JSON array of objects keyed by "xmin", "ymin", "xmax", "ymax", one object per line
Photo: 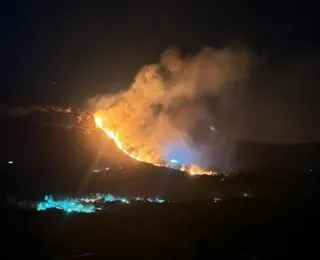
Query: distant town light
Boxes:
[{"xmin": 8, "ymin": 161, "xmax": 13, "ymax": 164}]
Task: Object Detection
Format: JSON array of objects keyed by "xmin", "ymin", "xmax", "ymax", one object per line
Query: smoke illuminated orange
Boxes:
[
  {"xmin": 90, "ymin": 46, "xmax": 252, "ymax": 176},
  {"xmin": 94, "ymin": 114, "xmax": 216, "ymax": 176}
]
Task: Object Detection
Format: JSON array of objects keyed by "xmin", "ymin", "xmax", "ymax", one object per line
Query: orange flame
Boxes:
[{"xmin": 94, "ymin": 115, "xmax": 216, "ymax": 176}]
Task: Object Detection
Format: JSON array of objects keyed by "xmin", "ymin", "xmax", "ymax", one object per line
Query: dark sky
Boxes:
[{"xmin": 1, "ymin": 1, "xmax": 319, "ymax": 142}]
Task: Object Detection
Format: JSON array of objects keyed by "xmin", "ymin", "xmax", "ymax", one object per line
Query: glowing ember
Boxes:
[{"xmin": 94, "ymin": 115, "xmax": 215, "ymax": 176}]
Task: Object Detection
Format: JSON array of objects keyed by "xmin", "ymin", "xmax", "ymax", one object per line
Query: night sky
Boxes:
[{"xmin": 1, "ymin": 1, "xmax": 319, "ymax": 142}]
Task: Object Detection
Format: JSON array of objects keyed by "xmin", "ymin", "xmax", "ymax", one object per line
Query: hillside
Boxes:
[{"xmin": 0, "ymin": 109, "xmax": 319, "ymax": 198}]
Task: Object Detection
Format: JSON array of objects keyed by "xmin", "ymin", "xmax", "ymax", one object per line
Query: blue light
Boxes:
[
  {"xmin": 103, "ymin": 194, "xmax": 115, "ymax": 202},
  {"xmin": 147, "ymin": 197, "xmax": 165, "ymax": 203},
  {"xmin": 162, "ymin": 139, "xmax": 200, "ymax": 166},
  {"xmin": 36, "ymin": 195, "xmax": 96, "ymax": 213},
  {"xmin": 155, "ymin": 198, "xmax": 165, "ymax": 203},
  {"xmin": 34, "ymin": 194, "xmax": 166, "ymax": 213}
]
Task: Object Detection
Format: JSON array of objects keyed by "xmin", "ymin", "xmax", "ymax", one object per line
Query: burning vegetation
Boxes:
[{"xmin": 91, "ymin": 46, "xmax": 252, "ymax": 175}]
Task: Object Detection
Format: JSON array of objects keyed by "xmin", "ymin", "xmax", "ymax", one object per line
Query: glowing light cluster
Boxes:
[
  {"xmin": 36, "ymin": 194, "xmax": 165, "ymax": 213},
  {"xmin": 37, "ymin": 195, "xmax": 96, "ymax": 213},
  {"xmin": 79, "ymin": 193, "xmax": 165, "ymax": 204}
]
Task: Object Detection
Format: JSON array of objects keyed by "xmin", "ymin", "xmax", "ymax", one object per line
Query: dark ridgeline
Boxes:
[{"xmin": 0, "ymin": 110, "xmax": 319, "ymax": 201}]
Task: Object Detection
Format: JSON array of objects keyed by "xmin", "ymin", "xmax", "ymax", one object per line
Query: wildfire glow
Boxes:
[
  {"xmin": 94, "ymin": 115, "xmax": 216, "ymax": 176},
  {"xmin": 90, "ymin": 46, "xmax": 251, "ymax": 176}
]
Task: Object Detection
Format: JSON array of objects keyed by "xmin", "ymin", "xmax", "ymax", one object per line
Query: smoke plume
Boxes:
[{"xmin": 90, "ymin": 46, "xmax": 252, "ymax": 168}]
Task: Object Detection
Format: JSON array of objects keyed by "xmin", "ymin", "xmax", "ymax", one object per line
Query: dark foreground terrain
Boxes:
[
  {"xmin": 4, "ymin": 198, "xmax": 320, "ymax": 259},
  {"xmin": 2, "ymin": 111, "xmax": 320, "ymax": 259}
]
